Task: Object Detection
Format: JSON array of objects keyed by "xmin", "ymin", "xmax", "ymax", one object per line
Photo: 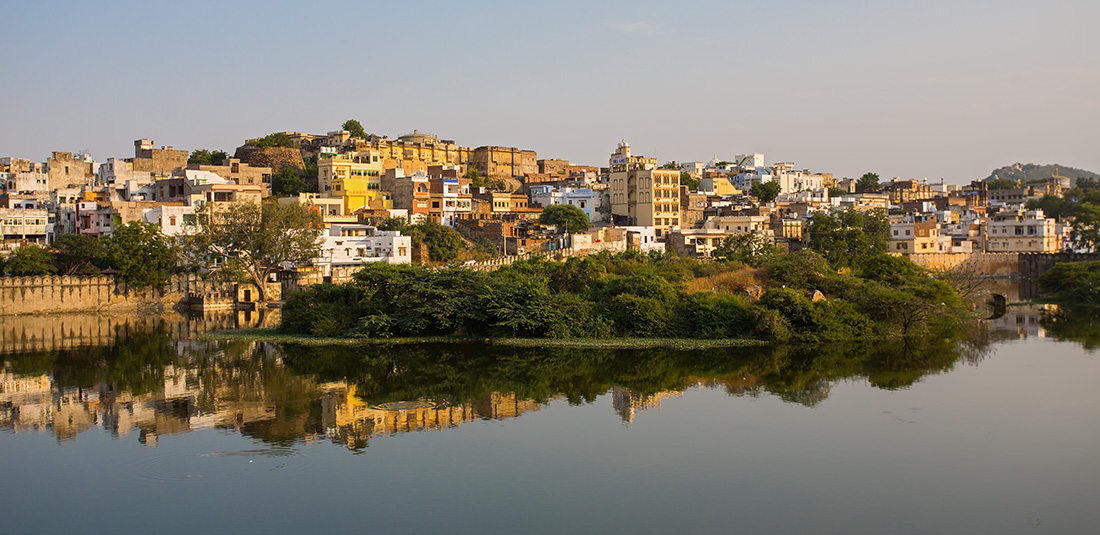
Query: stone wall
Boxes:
[
  {"xmin": 1017, "ymin": 252, "xmax": 1100, "ymax": 280},
  {"xmin": 0, "ymin": 309, "xmax": 278, "ymax": 355},
  {"xmin": 906, "ymin": 252, "xmax": 1018, "ymax": 276},
  {"xmin": 0, "ymin": 274, "xmax": 272, "ymax": 316},
  {"xmin": 234, "ymin": 146, "xmax": 305, "ymax": 173}
]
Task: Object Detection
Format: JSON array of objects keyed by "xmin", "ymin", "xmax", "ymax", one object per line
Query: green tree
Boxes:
[
  {"xmin": 190, "ymin": 149, "xmax": 228, "ymax": 165},
  {"xmin": 680, "ymin": 172, "xmax": 699, "ymax": 191},
  {"xmin": 855, "ymin": 172, "xmax": 880, "ymax": 193},
  {"xmin": 1071, "ymin": 203, "xmax": 1100, "ymax": 252},
  {"xmin": 251, "ymin": 133, "xmax": 295, "ymax": 148},
  {"xmin": 712, "ymin": 233, "xmax": 780, "ymax": 267},
  {"xmin": 660, "ymin": 161, "xmax": 679, "ymax": 170},
  {"xmin": 4, "ymin": 245, "xmax": 57, "ymax": 276},
  {"xmin": 184, "ymin": 202, "xmax": 322, "ymax": 301},
  {"xmin": 828, "ymin": 187, "xmax": 848, "ymax": 198},
  {"xmin": 106, "ymin": 222, "xmax": 177, "ymax": 288},
  {"xmin": 52, "ymin": 234, "xmax": 106, "ymax": 276},
  {"xmin": 188, "ymin": 149, "xmax": 212, "ymax": 164},
  {"xmin": 539, "ymin": 204, "xmax": 591, "ymax": 234},
  {"xmin": 985, "ymin": 178, "xmax": 1019, "ymax": 190},
  {"xmin": 272, "ymin": 167, "xmax": 304, "ymax": 197},
  {"xmin": 342, "ymin": 119, "xmax": 366, "ymax": 139},
  {"xmin": 750, "ymin": 181, "xmax": 781, "ymax": 203},
  {"xmin": 464, "ymin": 168, "xmax": 485, "ymax": 188},
  {"xmin": 807, "ymin": 208, "xmax": 890, "ymax": 270},
  {"xmin": 410, "ymin": 222, "xmax": 465, "ymax": 263}
]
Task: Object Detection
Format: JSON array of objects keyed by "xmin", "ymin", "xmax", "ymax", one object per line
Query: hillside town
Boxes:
[{"xmin": 0, "ymin": 126, "xmax": 1082, "ymax": 280}]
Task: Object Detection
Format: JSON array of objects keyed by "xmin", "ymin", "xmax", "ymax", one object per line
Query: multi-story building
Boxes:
[
  {"xmin": 0, "ymin": 205, "xmax": 53, "ymax": 251},
  {"xmin": 882, "ymin": 178, "xmax": 937, "ymax": 204},
  {"xmin": 318, "ymin": 150, "xmax": 383, "ymax": 194},
  {"xmin": 186, "ymin": 159, "xmax": 272, "ymax": 196},
  {"xmin": 529, "ymin": 185, "xmax": 607, "ymax": 224},
  {"xmin": 702, "ymin": 215, "xmax": 772, "ymax": 235},
  {"xmin": 381, "ymin": 168, "xmax": 431, "ymax": 223},
  {"xmin": 985, "ymin": 209, "xmax": 1059, "ymax": 253},
  {"xmin": 469, "ymin": 146, "xmax": 537, "ymax": 180},
  {"xmin": 609, "ymin": 141, "xmax": 681, "ymax": 238},
  {"xmin": 127, "ymin": 139, "xmax": 187, "ymax": 178},
  {"xmin": 889, "ymin": 218, "xmax": 942, "ymax": 254},
  {"xmin": 279, "ymin": 193, "xmax": 357, "ymax": 227},
  {"xmin": 314, "ymin": 224, "xmax": 411, "ymax": 276},
  {"xmin": 46, "ymin": 152, "xmax": 95, "ymax": 189}
]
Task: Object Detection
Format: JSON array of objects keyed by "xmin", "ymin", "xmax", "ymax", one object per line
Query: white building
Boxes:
[
  {"xmin": 986, "ymin": 209, "xmax": 1060, "ymax": 253},
  {"xmin": 529, "ymin": 185, "xmax": 607, "ymax": 224},
  {"xmin": 315, "ymin": 224, "xmax": 412, "ymax": 275}
]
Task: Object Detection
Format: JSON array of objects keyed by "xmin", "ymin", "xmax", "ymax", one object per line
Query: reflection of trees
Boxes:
[
  {"xmin": 282, "ymin": 334, "xmax": 978, "ymax": 411},
  {"xmin": 1040, "ymin": 310, "xmax": 1100, "ymax": 350},
  {"xmin": 2, "ymin": 327, "xmax": 987, "ymax": 446}
]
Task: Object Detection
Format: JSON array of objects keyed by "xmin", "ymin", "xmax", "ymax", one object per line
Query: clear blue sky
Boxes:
[{"xmin": 2, "ymin": 0, "xmax": 1097, "ymax": 183}]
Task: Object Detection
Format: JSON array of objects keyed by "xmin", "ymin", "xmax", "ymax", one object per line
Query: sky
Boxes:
[{"xmin": 2, "ymin": 0, "xmax": 1097, "ymax": 183}]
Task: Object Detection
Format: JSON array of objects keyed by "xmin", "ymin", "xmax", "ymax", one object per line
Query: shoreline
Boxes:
[{"xmin": 197, "ymin": 327, "xmax": 769, "ymax": 349}]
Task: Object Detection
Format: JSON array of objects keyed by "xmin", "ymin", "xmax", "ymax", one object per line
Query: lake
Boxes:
[{"xmin": 1, "ymin": 308, "xmax": 1097, "ymax": 534}]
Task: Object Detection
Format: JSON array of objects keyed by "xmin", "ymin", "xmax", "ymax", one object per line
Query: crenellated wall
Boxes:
[
  {"xmin": 906, "ymin": 253, "xmax": 1018, "ymax": 276},
  {"xmin": 0, "ymin": 274, "xmax": 275, "ymax": 316}
]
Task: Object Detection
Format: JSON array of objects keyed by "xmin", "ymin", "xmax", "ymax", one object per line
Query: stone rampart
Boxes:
[
  {"xmin": 0, "ymin": 274, "xmax": 273, "ymax": 316},
  {"xmin": 906, "ymin": 253, "xmax": 1018, "ymax": 277}
]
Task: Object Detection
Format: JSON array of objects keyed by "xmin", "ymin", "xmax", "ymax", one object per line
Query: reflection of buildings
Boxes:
[
  {"xmin": 0, "ymin": 309, "xmax": 278, "ymax": 355},
  {"xmin": 983, "ymin": 304, "xmax": 1057, "ymax": 339},
  {"xmin": 610, "ymin": 386, "xmax": 684, "ymax": 423},
  {"xmin": 320, "ymin": 384, "xmax": 547, "ymax": 448},
  {"xmin": 0, "ymin": 349, "xmax": 550, "ymax": 448}
]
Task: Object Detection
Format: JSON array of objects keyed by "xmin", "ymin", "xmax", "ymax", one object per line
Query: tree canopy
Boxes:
[
  {"xmin": 272, "ymin": 167, "xmax": 304, "ymax": 197},
  {"xmin": 750, "ymin": 181, "xmax": 781, "ymax": 203},
  {"xmin": 250, "ymin": 133, "xmax": 295, "ymax": 149},
  {"xmin": 183, "ymin": 201, "xmax": 321, "ymax": 301},
  {"xmin": 52, "ymin": 234, "xmax": 106, "ymax": 276},
  {"xmin": 712, "ymin": 233, "xmax": 779, "ymax": 267},
  {"xmin": 3, "ymin": 245, "xmax": 56, "ymax": 276},
  {"xmin": 855, "ymin": 172, "xmax": 880, "ymax": 193},
  {"xmin": 106, "ymin": 221, "xmax": 177, "ymax": 288},
  {"xmin": 807, "ymin": 208, "xmax": 890, "ymax": 270},
  {"xmin": 342, "ymin": 119, "xmax": 366, "ymax": 139},
  {"xmin": 680, "ymin": 172, "xmax": 699, "ymax": 191},
  {"xmin": 539, "ymin": 204, "xmax": 591, "ymax": 234},
  {"xmin": 188, "ymin": 149, "xmax": 227, "ymax": 166}
]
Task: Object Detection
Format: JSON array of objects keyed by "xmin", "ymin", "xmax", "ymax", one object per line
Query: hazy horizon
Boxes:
[{"xmin": 2, "ymin": 0, "xmax": 1097, "ymax": 184}]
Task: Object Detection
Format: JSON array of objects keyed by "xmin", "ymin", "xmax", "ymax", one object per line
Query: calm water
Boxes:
[{"xmin": 1, "ymin": 309, "xmax": 1098, "ymax": 534}]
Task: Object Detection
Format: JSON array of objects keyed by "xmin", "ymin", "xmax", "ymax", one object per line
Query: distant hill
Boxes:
[{"xmin": 983, "ymin": 163, "xmax": 1100, "ymax": 188}]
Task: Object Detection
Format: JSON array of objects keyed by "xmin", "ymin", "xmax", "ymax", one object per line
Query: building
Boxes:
[
  {"xmin": 381, "ymin": 168, "xmax": 431, "ymax": 222},
  {"xmin": 985, "ymin": 209, "xmax": 1060, "ymax": 253},
  {"xmin": 529, "ymin": 185, "xmax": 607, "ymax": 224},
  {"xmin": 127, "ymin": 139, "xmax": 188, "ymax": 178},
  {"xmin": 314, "ymin": 224, "xmax": 412, "ymax": 276},
  {"xmin": 318, "ymin": 151, "xmax": 383, "ymax": 195},
  {"xmin": 889, "ymin": 218, "xmax": 942, "ymax": 254},
  {"xmin": 470, "ymin": 146, "xmax": 537, "ymax": 179},
  {"xmin": 187, "ymin": 159, "xmax": 272, "ymax": 196},
  {"xmin": 609, "ymin": 141, "xmax": 681, "ymax": 238}
]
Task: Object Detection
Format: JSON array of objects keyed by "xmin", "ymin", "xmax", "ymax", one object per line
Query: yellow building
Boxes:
[
  {"xmin": 332, "ymin": 176, "xmax": 392, "ymax": 214},
  {"xmin": 318, "ymin": 151, "xmax": 383, "ymax": 195},
  {"xmin": 609, "ymin": 141, "xmax": 681, "ymax": 237}
]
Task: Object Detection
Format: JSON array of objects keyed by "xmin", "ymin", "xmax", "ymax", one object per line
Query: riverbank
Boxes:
[{"xmin": 198, "ymin": 327, "xmax": 767, "ymax": 349}]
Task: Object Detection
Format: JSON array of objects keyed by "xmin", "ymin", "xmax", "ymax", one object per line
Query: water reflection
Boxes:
[{"xmin": 2, "ymin": 323, "xmax": 1009, "ymax": 448}]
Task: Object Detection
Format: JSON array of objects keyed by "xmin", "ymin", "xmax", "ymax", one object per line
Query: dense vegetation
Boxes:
[
  {"xmin": 0, "ymin": 223, "xmax": 176, "ymax": 288},
  {"xmin": 281, "ymin": 246, "xmax": 967, "ymax": 342},
  {"xmin": 1039, "ymin": 260, "xmax": 1100, "ymax": 307}
]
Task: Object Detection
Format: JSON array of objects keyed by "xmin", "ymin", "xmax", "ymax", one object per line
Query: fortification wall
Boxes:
[
  {"xmin": 907, "ymin": 253, "xmax": 1018, "ymax": 276},
  {"xmin": 0, "ymin": 275, "xmax": 273, "ymax": 316}
]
